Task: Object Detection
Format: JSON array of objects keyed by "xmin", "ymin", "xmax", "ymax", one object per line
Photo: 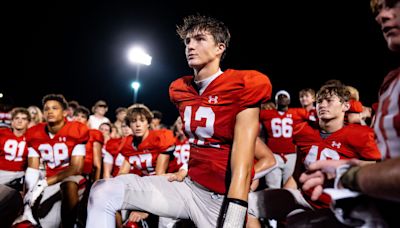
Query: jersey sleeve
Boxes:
[
  {"xmin": 169, "ymin": 76, "xmax": 193, "ymax": 105},
  {"xmin": 69, "ymin": 122, "xmax": 90, "ymax": 144},
  {"xmin": 105, "ymin": 138, "xmax": 123, "ymax": 156},
  {"xmin": 90, "ymin": 129, "xmax": 104, "ymax": 144},
  {"xmin": 350, "ymin": 125, "xmax": 381, "ymax": 160},
  {"xmin": 239, "ymin": 71, "xmax": 272, "ymax": 110},
  {"xmin": 69, "ymin": 122, "xmax": 90, "ymax": 156},
  {"xmin": 103, "ymin": 150, "xmax": 114, "ymax": 165},
  {"xmin": 25, "ymin": 124, "xmax": 42, "ymax": 157},
  {"xmin": 156, "ymin": 129, "xmax": 176, "ymax": 154}
]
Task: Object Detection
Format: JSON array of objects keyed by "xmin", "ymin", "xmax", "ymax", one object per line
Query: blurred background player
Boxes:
[{"xmin": 15, "ymin": 94, "xmax": 89, "ymax": 228}]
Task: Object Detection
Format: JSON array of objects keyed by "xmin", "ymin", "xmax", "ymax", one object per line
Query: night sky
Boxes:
[{"xmin": 2, "ymin": 1, "xmax": 399, "ymax": 125}]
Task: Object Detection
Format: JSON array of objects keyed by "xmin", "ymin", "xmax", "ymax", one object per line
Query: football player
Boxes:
[
  {"xmin": 86, "ymin": 14, "xmax": 271, "ymax": 228},
  {"xmin": 15, "ymin": 94, "xmax": 89, "ymax": 228},
  {"xmin": 252, "ymin": 83, "xmax": 381, "ymax": 225}
]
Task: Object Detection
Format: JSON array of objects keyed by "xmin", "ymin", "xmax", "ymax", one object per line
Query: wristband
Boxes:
[{"xmin": 218, "ymin": 198, "xmax": 248, "ymax": 228}]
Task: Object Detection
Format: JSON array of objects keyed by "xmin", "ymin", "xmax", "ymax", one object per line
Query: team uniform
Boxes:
[
  {"xmin": 86, "ymin": 69, "xmax": 271, "ymax": 228},
  {"xmin": 167, "ymin": 137, "xmax": 190, "ymax": 173},
  {"xmin": 259, "ymin": 108, "xmax": 309, "ymax": 188},
  {"xmin": 0, "ymin": 128, "xmax": 28, "ymax": 189},
  {"xmin": 293, "ymin": 122, "xmax": 381, "ymax": 209},
  {"xmin": 25, "ymin": 121, "xmax": 89, "ymax": 227},
  {"xmin": 103, "ymin": 138, "xmax": 127, "ymax": 177},
  {"xmin": 250, "ymin": 122, "xmax": 381, "ymax": 219},
  {"xmin": 374, "ymin": 67, "xmax": 400, "ymax": 159},
  {"xmin": 120, "ymin": 129, "xmax": 175, "ymax": 176},
  {"xmin": 83, "ymin": 129, "xmax": 104, "ymax": 177}
]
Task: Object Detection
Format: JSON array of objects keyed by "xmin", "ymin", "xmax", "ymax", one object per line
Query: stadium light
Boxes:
[{"xmin": 127, "ymin": 46, "xmax": 152, "ymax": 104}]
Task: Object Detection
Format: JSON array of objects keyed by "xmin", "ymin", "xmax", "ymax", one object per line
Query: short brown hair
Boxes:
[
  {"xmin": 115, "ymin": 107, "xmax": 127, "ymax": 115},
  {"xmin": 177, "ymin": 14, "xmax": 231, "ymax": 59},
  {"xmin": 126, "ymin": 104, "xmax": 153, "ymax": 125},
  {"xmin": 74, "ymin": 106, "xmax": 90, "ymax": 119},
  {"xmin": 11, "ymin": 107, "xmax": 31, "ymax": 122},
  {"xmin": 299, "ymin": 88, "xmax": 315, "ymax": 98},
  {"xmin": 316, "ymin": 84, "xmax": 350, "ymax": 104}
]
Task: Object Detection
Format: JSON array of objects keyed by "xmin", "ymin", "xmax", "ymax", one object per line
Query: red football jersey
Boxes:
[
  {"xmin": 293, "ymin": 123, "xmax": 381, "ymax": 208},
  {"xmin": 121, "ymin": 129, "xmax": 175, "ymax": 176},
  {"xmin": 104, "ymin": 137, "xmax": 127, "ymax": 177},
  {"xmin": 0, "ymin": 128, "xmax": 28, "ymax": 171},
  {"xmin": 374, "ymin": 67, "xmax": 400, "ymax": 159},
  {"xmin": 26, "ymin": 121, "xmax": 89, "ymax": 177},
  {"xmin": 307, "ymin": 108, "xmax": 318, "ymax": 123},
  {"xmin": 260, "ymin": 108, "xmax": 309, "ymax": 154},
  {"xmin": 170, "ymin": 69, "xmax": 272, "ymax": 194},
  {"xmin": 167, "ymin": 137, "xmax": 190, "ymax": 173},
  {"xmin": 83, "ymin": 129, "xmax": 104, "ymax": 174}
]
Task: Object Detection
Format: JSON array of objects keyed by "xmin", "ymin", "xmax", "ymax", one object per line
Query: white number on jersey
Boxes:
[
  {"xmin": 271, "ymin": 117, "xmax": 293, "ymax": 138},
  {"xmin": 128, "ymin": 153, "xmax": 153, "ymax": 174},
  {"xmin": 304, "ymin": 145, "xmax": 340, "ymax": 167},
  {"xmin": 38, "ymin": 143, "xmax": 69, "ymax": 169},
  {"xmin": 173, "ymin": 144, "xmax": 190, "ymax": 165},
  {"xmin": 184, "ymin": 106, "xmax": 219, "ymax": 147},
  {"xmin": 4, "ymin": 139, "xmax": 26, "ymax": 162}
]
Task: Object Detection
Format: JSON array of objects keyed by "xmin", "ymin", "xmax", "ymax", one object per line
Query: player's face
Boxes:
[
  {"xmin": 74, "ymin": 113, "xmax": 88, "ymax": 124},
  {"xmin": 174, "ymin": 117, "xmax": 184, "ymax": 135},
  {"xmin": 117, "ymin": 111, "xmax": 127, "ymax": 122},
  {"xmin": 122, "ymin": 124, "xmax": 133, "ymax": 136},
  {"xmin": 11, "ymin": 113, "xmax": 30, "ymax": 131},
  {"xmin": 66, "ymin": 107, "xmax": 75, "ymax": 117},
  {"xmin": 316, "ymin": 94, "xmax": 347, "ymax": 121},
  {"xmin": 43, "ymin": 100, "xmax": 66, "ymax": 124},
  {"xmin": 375, "ymin": 0, "xmax": 400, "ymax": 52},
  {"xmin": 299, "ymin": 93, "xmax": 315, "ymax": 107},
  {"xmin": 130, "ymin": 114, "xmax": 149, "ymax": 137},
  {"xmin": 276, "ymin": 94, "xmax": 290, "ymax": 107},
  {"xmin": 184, "ymin": 30, "xmax": 224, "ymax": 70},
  {"xmin": 99, "ymin": 124, "xmax": 111, "ymax": 136}
]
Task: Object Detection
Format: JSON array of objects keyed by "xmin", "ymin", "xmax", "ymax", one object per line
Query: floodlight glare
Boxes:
[
  {"xmin": 127, "ymin": 47, "xmax": 152, "ymax": 66},
  {"xmin": 131, "ymin": 81, "xmax": 141, "ymax": 90}
]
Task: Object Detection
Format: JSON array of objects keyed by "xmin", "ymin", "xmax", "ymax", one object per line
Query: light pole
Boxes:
[
  {"xmin": 127, "ymin": 46, "xmax": 152, "ymax": 104},
  {"xmin": 131, "ymin": 81, "xmax": 141, "ymax": 103}
]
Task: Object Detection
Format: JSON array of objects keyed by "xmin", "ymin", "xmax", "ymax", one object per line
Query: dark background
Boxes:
[{"xmin": 2, "ymin": 1, "xmax": 398, "ymax": 126}]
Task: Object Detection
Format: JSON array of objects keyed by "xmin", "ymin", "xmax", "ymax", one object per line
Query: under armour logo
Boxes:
[
  {"xmin": 59, "ymin": 137, "xmax": 66, "ymax": 142},
  {"xmin": 331, "ymin": 141, "xmax": 341, "ymax": 149},
  {"xmin": 208, "ymin": 96, "xmax": 218, "ymax": 104}
]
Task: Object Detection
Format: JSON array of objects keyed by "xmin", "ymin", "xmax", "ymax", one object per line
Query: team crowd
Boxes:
[{"xmin": 0, "ymin": 0, "xmax": 399, "ymax": 227}]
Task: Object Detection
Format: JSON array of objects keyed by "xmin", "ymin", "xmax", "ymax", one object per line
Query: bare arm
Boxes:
[
  {"xmin": 283, "ymin": 176, "xmax": 297, "ymax": 189},
  {"xmin": 46, "ymin": 155, "xmax": 84, "ymax": 185},
  {"xmin": 118, "ymin": 159, "xmax": 131, "ymax": 175},
  {"xmin": 253, "ymin": 137, "xmax": 276, "ymax": 175},
  {"xmin": 155, "ymin": 153, "xmax": 170, "ymax": 175},
  {"xmin": 228, "ymin": 107, "xmax": 259, "ymax": 201},
  {"xmin": 102, "ymin": 162, "xmax": 113, "ymax": 179},
  {"xmin": 28, "ymin": 157, "xmax": 40, "ymax": 169},
  {"xmin": 355, "ymin": 158, "xmax": 400, "ymax": 202},
  {"xmin": 92, "ymin": 141, "xmax": 102, "ymax": 181}
]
